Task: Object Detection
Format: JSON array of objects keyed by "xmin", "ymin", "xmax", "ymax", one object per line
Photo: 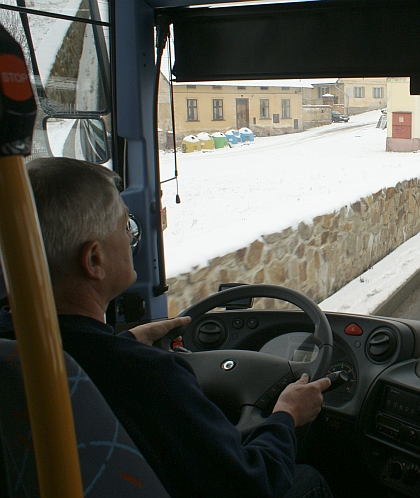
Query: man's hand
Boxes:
[
  {"xmin": 129, "ymin": 316, "xmax": 191, "ymax": 346},
  {"xmin": 273, "ymin": 373, "xmax": 331, "ymax": 427}
]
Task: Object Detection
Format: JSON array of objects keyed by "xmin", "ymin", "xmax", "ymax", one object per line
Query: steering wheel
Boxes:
[{"xmin": 161, "ymin": 284, "xmax": 333, "ymax": 434}]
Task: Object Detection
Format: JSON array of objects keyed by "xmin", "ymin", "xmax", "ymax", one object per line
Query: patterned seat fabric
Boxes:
[{"xmin": 0, "ymin": 338, "xmax": 171, "ymax": 497}]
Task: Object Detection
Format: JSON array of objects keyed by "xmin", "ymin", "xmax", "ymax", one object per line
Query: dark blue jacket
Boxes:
[{"xmin": 0, "ymin": 310, "xmax": 297, "ymax": 498}]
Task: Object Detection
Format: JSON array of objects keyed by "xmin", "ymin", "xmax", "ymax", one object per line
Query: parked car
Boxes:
[{"xmin": 332, "ymin": 110, "xmax": 350, "ymax": 122}]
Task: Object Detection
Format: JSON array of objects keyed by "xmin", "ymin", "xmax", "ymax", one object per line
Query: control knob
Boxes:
[
  {"xmin": 388, "ymin": 461, "xmax": 403, "ymax": 480},
  {"xmin": 403, "ymin": 467, "xmax": 420, "ymax": 486}
]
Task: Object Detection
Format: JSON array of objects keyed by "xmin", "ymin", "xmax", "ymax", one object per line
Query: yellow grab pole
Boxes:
[
  {"xmin": 0, "ymin": 24, "xmax": 83, "ymax": 497},
  {"xmin": 0, "ymin": 155, "xmax": 84, "ymax": 498}
]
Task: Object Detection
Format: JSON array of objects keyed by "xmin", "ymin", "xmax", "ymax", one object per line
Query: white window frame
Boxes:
[
  {"xmin": 187, "ymin": 99, "xmax": 198, "ymax": 121},
  {"xmin": 212, "ymin": 99, "xmax": 223, "ymax": 120},
  {"xmin": 260, "ymin": 99, "xmax": 269, "ymax": 119},
  {"xmin": 282, "ymin": 99, "xmax": 290, "ymax": 118},
  {"xmin": 354, "ymin": 86, "xmax": 365, "ymax": 98},
  {"xmin": 373, "ymin": 87, "xmax": 383, "ymax": 99}
]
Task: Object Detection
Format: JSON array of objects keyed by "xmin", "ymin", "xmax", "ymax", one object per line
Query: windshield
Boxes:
[
  {"xmin": 158, "ymin": 69, "xmax": 419, "ymax": 317},
  {"xmin": 2, "ymin": 0, "xmax": 419, "ymax": 320}
]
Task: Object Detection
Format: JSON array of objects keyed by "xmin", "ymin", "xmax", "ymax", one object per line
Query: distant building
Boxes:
[
  {"xmin": 303, "ymin": 78, "xmax": 387, "ymax": 115},
  {"xmin": 386, "ymin": 77, "xmax": 420, "ymax": 152},
  {"xmin": 158, "ymin": 73, "xmax": 172, "ymax": 149},
  {"xmin": 302, "ymin": 81, "xmax": 343, "ymax": 107},
  {"xmin": 339, "ymin": 78, "xmax": 387, "ymax": 115},
  {"xmin": 171, "ymin": 79, "xmax": 338, "ymax": 139},
  {"xmin": 157, "ymin": 76, "xmax": 389, "ymax": 143}
]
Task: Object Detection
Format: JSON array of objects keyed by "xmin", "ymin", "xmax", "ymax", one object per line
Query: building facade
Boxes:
[
  {"xmin": 158, "ymin": 77, "xmax": 389, "ymax": 143},
  {"xmin": 172, "ymin": 81, "xmax": 311, "ymax": 138},
  {"xmin": 339, "ymin": 78, "xmax": 387, "ymax": 115},
  {"xmin": 386, "ymin": 77, "xmax": 420, "ymax": 152}
]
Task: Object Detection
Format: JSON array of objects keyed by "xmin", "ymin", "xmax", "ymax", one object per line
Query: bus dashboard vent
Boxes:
[
  {"xmin": 366, "ymin": 328, "xmax": 397, "ymax": 363},
  {"xmin": 194, "ymin": 320, "xmax": 227, "ymax": 350}
]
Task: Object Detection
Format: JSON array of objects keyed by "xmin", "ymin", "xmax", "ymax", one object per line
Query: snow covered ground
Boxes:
[{"xmin": 160, "ymin": 110, "xmax": 420, "ymax": 314}]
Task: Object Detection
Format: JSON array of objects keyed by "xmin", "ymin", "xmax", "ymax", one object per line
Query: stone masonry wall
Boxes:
[{"xmin": 167, "ymin": 178, "xmax": 420, "ymax": 316}]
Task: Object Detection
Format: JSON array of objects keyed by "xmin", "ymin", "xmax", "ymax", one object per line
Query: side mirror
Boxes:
[{"xmin": 43, "ymin": 116, "xmax": 110, "ymax": 164}]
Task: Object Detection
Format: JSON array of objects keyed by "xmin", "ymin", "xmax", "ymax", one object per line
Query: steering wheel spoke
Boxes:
[{"xmin": 236, "ymin": 405, "xmax": 268, "ymax": 435}]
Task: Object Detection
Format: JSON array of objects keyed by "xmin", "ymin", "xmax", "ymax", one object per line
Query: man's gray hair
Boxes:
[{"xmin": 27, "ymin": 157, "xmax": 125, "ymax": 281}]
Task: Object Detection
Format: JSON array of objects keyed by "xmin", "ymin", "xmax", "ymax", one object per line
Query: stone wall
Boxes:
[
  {"xmin": 167, "ymin": 178, "xmax": 420, "ymax": 316},
  {"xmin": 302, "ymin": 105, "xmax": 332, "ymax": 130}
]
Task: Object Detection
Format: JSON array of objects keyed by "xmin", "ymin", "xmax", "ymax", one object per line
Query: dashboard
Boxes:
[{"xmin": 179, "ymin": 308, "xmax": 420, "ymax": 497}]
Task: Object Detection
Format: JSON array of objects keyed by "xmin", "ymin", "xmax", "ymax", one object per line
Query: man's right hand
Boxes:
[{"xmin": 272, "ymin": 373, "xmax": 331, "ymax": 427}]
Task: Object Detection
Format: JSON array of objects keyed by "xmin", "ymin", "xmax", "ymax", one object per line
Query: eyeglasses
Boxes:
[{"xmin": 126, "ymin": 214, "xmax": 141, "ymax": 249}]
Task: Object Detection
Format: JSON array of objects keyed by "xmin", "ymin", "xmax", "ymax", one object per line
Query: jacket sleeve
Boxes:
[{"xmin": 113, "ymin": 343, "xmax": 297, "ymax": 498}]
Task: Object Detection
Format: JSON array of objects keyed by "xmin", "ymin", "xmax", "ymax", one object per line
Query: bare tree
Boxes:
[{"xmin": 0, "ymin": 4, "xmax": 31, "ymax": 65}]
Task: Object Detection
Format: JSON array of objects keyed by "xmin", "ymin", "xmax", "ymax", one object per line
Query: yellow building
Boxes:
[
  {"xmin": 158, "ymin": 73, "xmax": 172, "ymax": 149},
  {"xmin": 386, "ymin": 77, "xmax": 420, "ymax": 152},
  {"xmin": 302, "ymin": 80, "xmax": 342, "ymax": 105},
  {"xmin": 171, "ymin": 80, "xmax": 319, "ymax": 137},
  {"xmin": 158, "ymin": 77, "xmax": 388, "ymax": 143},
  {"xmin": 302, "ymin": 78, "xmax": 387, "ymax": 115},
  {"xmin": 339, "ymin": 78, "xmax": 387, "ymax": 114}
]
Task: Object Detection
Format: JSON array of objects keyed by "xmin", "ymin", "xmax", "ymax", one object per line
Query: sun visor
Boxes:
[{"xmin": 169, "ymin": 0, "xmax": 420, "ymax": 91}]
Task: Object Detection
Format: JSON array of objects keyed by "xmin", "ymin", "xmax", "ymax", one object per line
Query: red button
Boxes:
[{"xmin": 344, "ymin": 323, "xmax": 363, "ymax": 336}]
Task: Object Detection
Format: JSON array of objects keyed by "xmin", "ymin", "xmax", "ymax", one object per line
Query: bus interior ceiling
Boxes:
[{"xmin": 157, "ymin": 0, "xmax": 420, "ymax": 94}]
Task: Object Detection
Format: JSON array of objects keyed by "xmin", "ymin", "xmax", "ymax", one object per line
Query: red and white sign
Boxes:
[{"xmin": 0, "ymin": 54, "xmax": 32, "ymax": 102}]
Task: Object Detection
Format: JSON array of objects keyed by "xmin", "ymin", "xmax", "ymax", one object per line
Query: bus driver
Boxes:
[{"xmin": 0, "ymin": 157, "xmax": 332, "ymax": 498}]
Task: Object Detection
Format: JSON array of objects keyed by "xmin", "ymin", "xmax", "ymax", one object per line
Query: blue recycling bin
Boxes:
[
  {"xmin": 239, "ymin": 127, "xmax": 254, "ymax": 143},
  {"xmin": 225, "ymin": 129, "xmax": 240, "ymax": 146}
]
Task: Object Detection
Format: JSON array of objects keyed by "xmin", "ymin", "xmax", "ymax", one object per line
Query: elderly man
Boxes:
[{"xmin": 0, "ymin": 157, "xmax": 332, "ymax": 498}]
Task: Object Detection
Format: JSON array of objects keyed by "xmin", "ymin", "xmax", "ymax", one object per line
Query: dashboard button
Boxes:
[
  {"xmin": 344, "ymin": 323, "xmax": 363, "ymax": 336},
  {"xmin": 256, "ymin": 394, "xmax": 271, "ymax": 409},
  {"xmin": 232, "ymin": 318, "xmax": 244, "ymax": 329},
  {"xmin": 247, "ymin": 318, "xmax": 258, "ymax": 329}
]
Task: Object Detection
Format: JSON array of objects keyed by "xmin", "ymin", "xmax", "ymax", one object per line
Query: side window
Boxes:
[
  {"xmin": 187, "ymin": 99, "xmax": 198, "ymax": 121},
  {"xmin": 373, "ymin": 87, "xmax": 383, "ymax": 98},
  {"xmin": 0, "ymin": 1, "xmax": 112, "ymax": 165},
  {"xmin": 318, "ymin": 86, "xmax": 329, "ymax": 97},
  {"xmin": 212, "ymin": 99, "xmax": 223, "ymax": 120},
  {"xmin": 354, "ymin": 86, "xmax": 365, "ymax": 98},
  {"xmin": 282, "ymin": 99, "xmax": 290, "ymax": 118},
  {"xmin": 260, "ymin": 99, "xmax": 269, "ymax": 119}
]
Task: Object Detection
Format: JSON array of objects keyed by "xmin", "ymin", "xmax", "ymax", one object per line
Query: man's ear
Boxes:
[{"xmin": 79, "ymin": 241, "xmax": 105, "ymax": 281}]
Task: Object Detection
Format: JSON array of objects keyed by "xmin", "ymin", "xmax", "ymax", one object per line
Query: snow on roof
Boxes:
[{"xmin": 172, "ymin": 78, "xmax": 339, "ymax": 88}]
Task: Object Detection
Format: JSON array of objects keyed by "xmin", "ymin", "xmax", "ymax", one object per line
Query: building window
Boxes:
[
  {"xmin": 282, "ymin": 99, "xmax": 290, "ymax": 118},
  {"xmin": 187, "ymin": 99, "xmax": 198, "ymax": 121},
  {"xmin": 213, "ymin": 85, "xmax": 222, "ymax": 89},
  {"xmin": 273, "ymin": 114, "xmax": 279, "ymax": 123},
  {"xmin": 213, "ymin": 99, "xmax": 223, "ymax": 120},
  {"xmin": 237, "ymin": 86, "xmax": 246, "ymax": 89},
  {"xmin": 187, "ymin": 85, "xmax": 196, "ymax": 89},
  {"xmin": 373, "ymin": 87, "xmax": 383, "ymax": 98},
  {"xmin": 318, "ymin": 86, "xmax": 329, "ymax": 97},
  {"xmin": 260, "ymin": 99, "xmax": 269, "ymax": 119},
  {"xmin": 260, "ymin": 86, "xmax": 268, "ymax": 90},
  {"xmin": 282, "ymin": 87, "xmax": 290, "ymax": 90},
  {"xmin": 354, "ymin": 86, "xmax": 365, "ymax": 98}
]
